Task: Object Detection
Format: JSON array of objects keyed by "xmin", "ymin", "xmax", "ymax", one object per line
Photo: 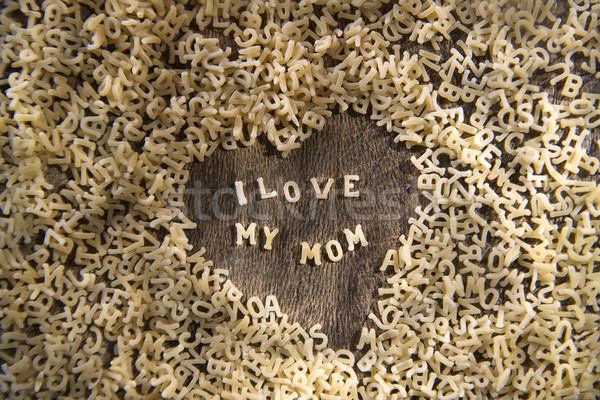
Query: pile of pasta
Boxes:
[{"xmin": 1, "ymin": 0, "xmax": 599, "ymax": 399}]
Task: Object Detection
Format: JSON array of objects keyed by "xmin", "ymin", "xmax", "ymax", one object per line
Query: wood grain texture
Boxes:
[{"xmin": 185, "ymin": 111, "xmax": 421, "ymax": 351}]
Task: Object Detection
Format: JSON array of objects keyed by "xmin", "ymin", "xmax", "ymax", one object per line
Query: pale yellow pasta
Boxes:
[{"xmin": 1, "ymin": 0, "xmax": 599, "ymax": 399}]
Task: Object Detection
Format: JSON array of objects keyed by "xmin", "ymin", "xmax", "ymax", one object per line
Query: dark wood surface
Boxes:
[{"xmin": 186, "ymin": 111, "xmax": 421, "ymax": 351}]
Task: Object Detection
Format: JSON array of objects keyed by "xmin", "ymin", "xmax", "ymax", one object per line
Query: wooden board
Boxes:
[{"xmin": 186, "ymin": 111, "xmax": 422, "ymax": 351}]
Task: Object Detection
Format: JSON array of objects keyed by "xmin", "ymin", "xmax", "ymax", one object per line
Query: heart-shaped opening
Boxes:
[{"xmin": 186, "ymin": 110, "xmax": 420, "ymax": 350}]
